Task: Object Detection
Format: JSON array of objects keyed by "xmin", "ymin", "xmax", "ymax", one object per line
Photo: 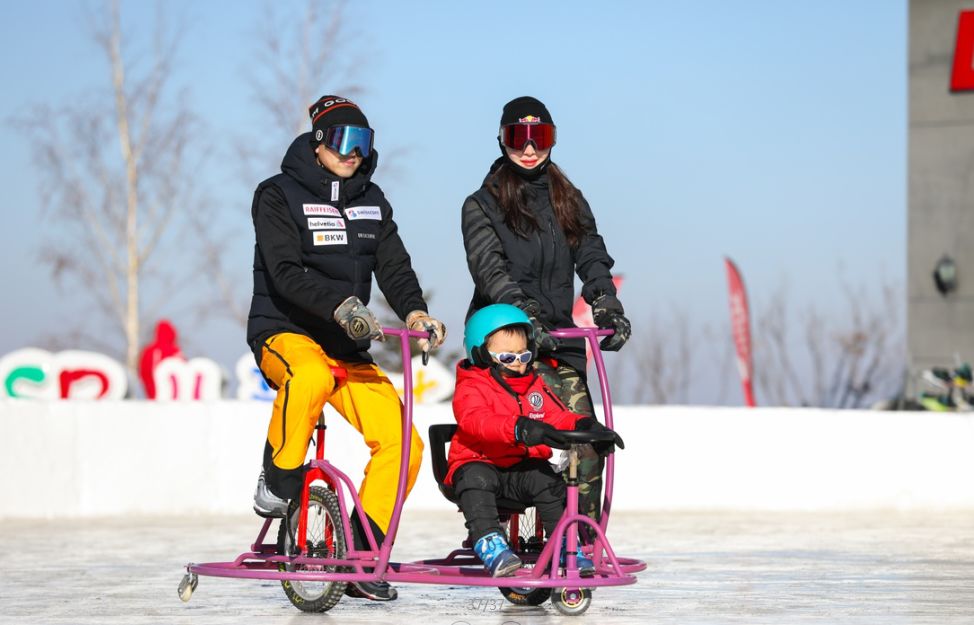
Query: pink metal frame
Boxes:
[{"xmin": 187, "ymin": 327, "xmax": 645, "ymax": 589}]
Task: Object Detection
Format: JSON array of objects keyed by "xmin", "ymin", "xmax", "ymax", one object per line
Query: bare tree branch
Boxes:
[
  {"xmin": 204, "ymin": 0, "xmax": 370, "ymax": 327},
  {"xmin": 752, "ymin": 275, "xmax": 904, "ymax": 408},
  {"xmin": 624, "ymin": 308, "xmax": 694, "ymax": 405},
  {"xmin": 11, "ymin": 0, "xmax": 209, "ymax": 376}
]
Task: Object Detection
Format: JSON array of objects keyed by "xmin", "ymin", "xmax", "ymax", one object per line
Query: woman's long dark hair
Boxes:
[{"xmin": 487, "ymin": 162, "xmax": 587, "ymax": 248}]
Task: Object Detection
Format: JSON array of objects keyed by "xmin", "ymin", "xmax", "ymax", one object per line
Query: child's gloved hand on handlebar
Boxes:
[
  {"xmin": 574, "ymin": 417, "xmax": 625, "ymax": 456},
  {"xmin": 514, "ymin": 416, "xmax": 571, "ymax": 449}
]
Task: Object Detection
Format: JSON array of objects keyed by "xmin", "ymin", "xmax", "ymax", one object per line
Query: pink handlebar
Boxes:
[
  {"xmin": 375, "ymin": 325, "xmax": 432, "ymax": 567},
  {"xmin": 549, "ymin": 328, "xmax": 614, "ymax": 339},
  {"xmin": 381, "ymin": 327, "xmax": 432, "ymax": 340},
  {"xmin": 548, "ymin": 326, "xmax": 618, "ymax": 537}
]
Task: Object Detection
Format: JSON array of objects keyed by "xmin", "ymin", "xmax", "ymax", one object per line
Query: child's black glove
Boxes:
[
  {"xmin": 574, "ymin": 417, "xmax": 625, "ymax": 455},
  {"xmin": 515, "ymin": 417, "xmax": 570, "ymax": 449}
]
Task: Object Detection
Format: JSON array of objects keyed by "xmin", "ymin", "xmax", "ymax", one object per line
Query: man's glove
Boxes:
[
  {"xmin": 514, "ymin": 416, "xmax": 570, "ymax": 450},
  {"xmin": 333, "ymin": 296, "xmax": 384, "ymax": 341},
  {"xmin": 592, "ymin": 294, "xmax": 631, "ymax": 352},
  {"xmin": 519, "ymin": 299, "xmax": 558, "ymax": 353},
  {"xmin": 575, "ymin": 417, "xmax": 625, "ymax": 456},
  {"xmin": 406, "ymin": 310, "xmax": 446, "ymax": 353}
]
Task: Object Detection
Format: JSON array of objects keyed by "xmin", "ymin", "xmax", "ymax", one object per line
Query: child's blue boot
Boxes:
[
  {"xmin": 560, "ymin": 538, "xmax": 596, "ymax": 577},
  {"xmin": 474, "ymin": 531, "xmax": 522, "ymax": 577}
]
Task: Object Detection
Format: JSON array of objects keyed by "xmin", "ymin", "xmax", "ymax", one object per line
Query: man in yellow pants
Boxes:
[{"xmin": 246, "ymin": 95, "xmax": 445, "ymax": 601}]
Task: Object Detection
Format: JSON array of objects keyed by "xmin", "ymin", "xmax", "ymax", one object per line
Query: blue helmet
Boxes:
[{"xmin": 464, "ymin": 304, "xmax": 534, "ymax": 365}]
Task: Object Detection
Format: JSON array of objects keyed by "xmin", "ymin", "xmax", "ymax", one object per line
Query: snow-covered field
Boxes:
[{"xmin": 2, "ymin": 509, "xmax": 972, "ymax": 624}]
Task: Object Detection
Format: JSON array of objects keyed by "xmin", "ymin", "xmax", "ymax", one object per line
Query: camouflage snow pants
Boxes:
[{"xmin": 536, "ymin": 361, "xmax": 603, "ymax": 544}]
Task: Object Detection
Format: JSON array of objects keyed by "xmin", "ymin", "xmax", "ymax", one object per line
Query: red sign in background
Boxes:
[{"xmin": 951, "ymin": 10, "xmax": 974, "ymax": 91}]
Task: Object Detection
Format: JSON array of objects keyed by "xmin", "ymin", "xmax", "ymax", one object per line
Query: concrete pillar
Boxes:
[{"xmin": 908, "ymin": 0, "xmax": 974, "ymax": 375}]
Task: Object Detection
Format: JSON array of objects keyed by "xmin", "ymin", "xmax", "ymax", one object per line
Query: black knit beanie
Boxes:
[
  {"xmin": 498, "ymin": 96, "xmax": 554, "ymax": 180},
  {"xmin": 309, "ymin": 95, "xmax": 370, "ymax": 144},
  {"xmin": 500, "ymin": 96, "xmax": 555, "ymax": 127}
]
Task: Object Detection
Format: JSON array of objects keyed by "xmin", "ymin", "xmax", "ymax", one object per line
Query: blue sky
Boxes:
[{"xmin": 0, "ymin": 1, "xmax": 906, "ymax": 402}]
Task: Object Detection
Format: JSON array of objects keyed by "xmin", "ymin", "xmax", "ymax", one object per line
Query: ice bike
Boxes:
[{"xmin": 178, "ymin": 327, "xmax": 645, "ymax": 616}]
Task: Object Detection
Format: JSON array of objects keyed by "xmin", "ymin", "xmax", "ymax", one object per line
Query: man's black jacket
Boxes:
[{"xmin": 247, "ymin": 133, "xmax": 427, "ymax": 364}]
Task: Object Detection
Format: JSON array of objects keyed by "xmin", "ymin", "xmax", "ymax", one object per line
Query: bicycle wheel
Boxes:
[
  {"xmin": 499, "ymin": 585, "xmax": 552, "ymax": 606},
  {"xmin": 551, "ymin": 586, "xmax": 592, "ymax": 616},
  {"xmin": 500, "ymin": 506, "xmax": 550, "ymax": 605},
  {"xmin": 507, "ymin": 506, "xmax": 544, "ymax": 552},
  {"xmin": 277, "ymin": 486, "xmax": 347, "ymax": 612}
]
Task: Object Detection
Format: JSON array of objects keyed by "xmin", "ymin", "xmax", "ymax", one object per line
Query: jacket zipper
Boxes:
[
  {"xmin": 536, "ymin": 215, "xmax": 559, "ymax": 329},
  {"xmin": 338, "ymin": 180, "xmax": 363, "ymax": 292},
  {"xmin": 488, "ymin": 368, "xmax": 534, "ymax": 455},
  {"xmin": 546, "ymin": 218, "xmax": 558, "ymax": 301}
]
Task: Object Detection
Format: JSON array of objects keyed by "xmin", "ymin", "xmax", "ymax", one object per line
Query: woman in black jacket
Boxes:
[{"xmin": 460, "ymin": 96, "xmax": 631, "ymax": 536}]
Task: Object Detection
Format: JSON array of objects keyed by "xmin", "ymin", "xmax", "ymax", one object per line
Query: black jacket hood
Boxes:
[{"xmin": 280, "ymin": 132, "xmax": 379, "ymax": 200}]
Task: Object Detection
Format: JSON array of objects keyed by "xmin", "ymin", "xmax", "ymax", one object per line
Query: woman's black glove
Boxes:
[
  {"xmin": 514, "ymin": 416, "xmax": 570, "ymax": 449},
  {"xmin": 574, "ymin": 417, "xmax": 625, "ymax": 455},
  {"xmin": 518, "ymin": 299, "xmax": 558, "ymax": 353},
  {"xmin": 592, "ymin": 294, "xmax": 631, "ymax": 352}
]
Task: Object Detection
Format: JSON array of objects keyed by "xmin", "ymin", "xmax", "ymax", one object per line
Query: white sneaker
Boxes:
[{"xmin": 253, "ymin": 469, "xmax": 288, "ymax": 518}]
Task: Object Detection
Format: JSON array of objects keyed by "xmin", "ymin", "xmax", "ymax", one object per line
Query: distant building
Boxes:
[{"xmin": 908, "ymin": 1, "xmax": 974, "ymax": 375}]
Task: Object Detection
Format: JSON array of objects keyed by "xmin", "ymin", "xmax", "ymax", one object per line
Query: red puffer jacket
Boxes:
[{"xmin": 445, "ymin": 361, "xmax": 582, "ymax": 485}]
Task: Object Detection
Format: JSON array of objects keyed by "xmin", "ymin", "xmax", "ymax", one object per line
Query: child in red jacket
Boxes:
[{"xmin": 448, "ymin": 304, "xmax": 623, "ymax": 577}]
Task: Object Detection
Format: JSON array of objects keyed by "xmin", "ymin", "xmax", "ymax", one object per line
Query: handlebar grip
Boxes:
[
  {"xmin": 382, "ymin": 327, "xmax": 434, "ymax": 340},
  {"xmin": 549, "ymin": 327, "xmax": 614, "ymax": 339},
  {"xmin": 558, "ymin": 430, "xmax": 618, "ymax": 445}
]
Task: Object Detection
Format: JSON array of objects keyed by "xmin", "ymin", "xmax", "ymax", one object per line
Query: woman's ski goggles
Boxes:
[
  {"xmin": 323, "ymin": 125, "xmax": 374, "ymax": 157},
  {"xmin": 499, "ymin": 122, "xmax": 556, "ymax": 151},
  {"xmin": 489, "ymin": 350, "xmax": 534, "ymax": 365}
]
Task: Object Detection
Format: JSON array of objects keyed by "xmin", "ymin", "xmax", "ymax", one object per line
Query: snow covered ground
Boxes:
[{"xmin": 2, "ymin": 509, "xmax": 972, "ymax": 624}]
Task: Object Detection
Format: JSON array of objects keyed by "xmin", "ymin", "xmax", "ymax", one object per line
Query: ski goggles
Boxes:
[
  {"xmin": 489, "ymin": 350, "xmax": 534, "ymax": 365},
  {"xmin": 499, "ymin": 122, "xmax": 557, "ymax": 151},
  {"xmin": 322, "ymin": 125, "xmax": 374, "ymax": 157}
]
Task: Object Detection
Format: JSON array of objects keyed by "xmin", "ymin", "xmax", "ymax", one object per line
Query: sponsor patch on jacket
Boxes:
[
  {"xmin": 307, "ymin": 217, "xmax": 345, "ymax": 230},
  {"xmin": 528, "ymin": 391, "xmax": 544, "ymax": 409},
  {"xmin": 303, "ymin": 203, "xmax": 341, "ymax": 217},
  {"xmin": 345, "ymin": 206, "xmax": 382, "ymax": 220},
  {"xmin": 312, "ymin": 231, "xmax": 347, "ymax": 246},
  {"xmin": 331, "ymin": 181, "xmax": 340, "ymax": 202},
  {"xmin": 357, "ymin": 232, "xmax": 376, "ymax": 240}
]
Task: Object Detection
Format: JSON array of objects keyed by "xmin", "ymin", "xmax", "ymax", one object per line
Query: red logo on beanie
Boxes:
[{"xmin": 518, "ymin": 115, "xmax": 542, "ymax": 123}]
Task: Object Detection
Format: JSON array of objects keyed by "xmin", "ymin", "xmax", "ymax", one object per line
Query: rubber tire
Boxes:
[
  {"xmin": 277, "ymin": 486, "xmax": 347, "ymax": 612},
  {"xmin": 551, "ymin": 587, "xmax": 592, "ymax": 616},
  {"xmin": 499, "ymin": 585, "xmax": 552, "ymax": 606},
  {"xmin": 499, "ymin": 506, "xmax": 548, "ymax": 604}
]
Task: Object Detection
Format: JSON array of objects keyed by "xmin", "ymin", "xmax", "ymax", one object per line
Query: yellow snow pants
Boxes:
[{"xmin": 259, "ymin": 332, "xmax": 424, "ymax": 533}]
